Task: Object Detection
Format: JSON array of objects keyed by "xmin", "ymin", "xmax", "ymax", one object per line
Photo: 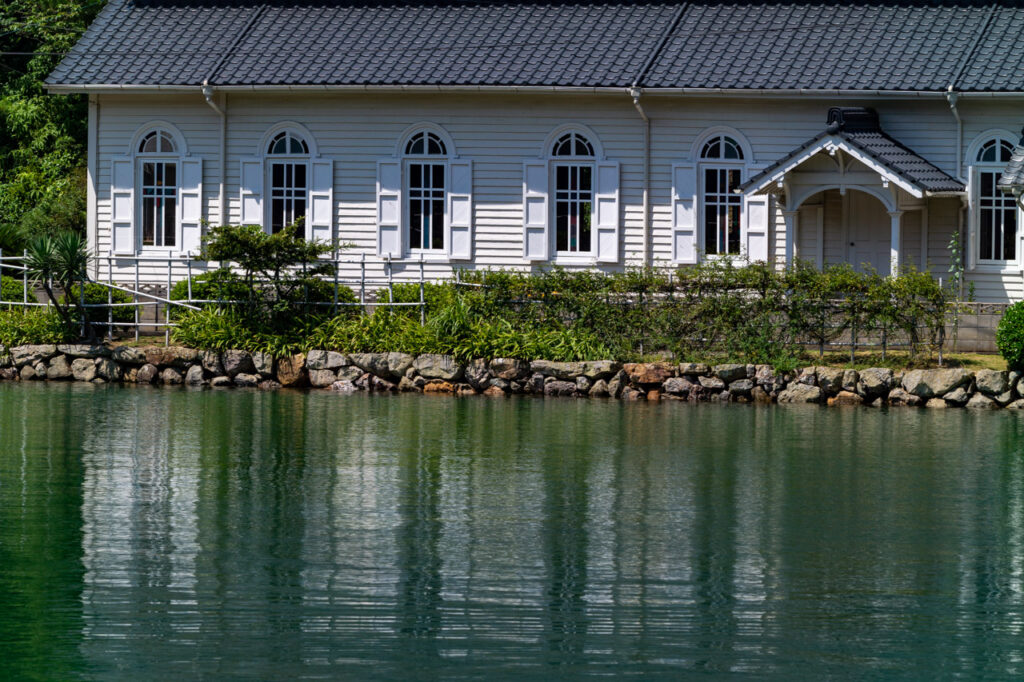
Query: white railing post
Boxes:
[
  {"xmin": 187, "ymin": 257, "xmax": 193, "ymax": 303},
  {"xmin": 22, "ymin": 249, "xmax": 28, "ymax": 305},
  {"xmin": 419, "ymin": 254, "xmax": 425, "ymax": 325},
  {"xmin": 134, "ymin": 258, "xmax": 140, "ymax": 342},
  {"xmin": 80, "ymin": 262, "xmax": 87, "ymax": 338},
  {"xmin": 165, "ymin": 258, "xmax": 171, "ymax": 346},
  {"xmin": 386, "ymin": 254, "xmax": 393, "ymax": 305},
  {"xmin": 106, "ymin": 256, "xmax": 113, "ymax": 340},
  {"xmin": 359, "ymin": 252, "xmax": 366, "ymax": 306},
  {"xmin": 333, "ymin": 257, "xmax": 339, "ymax": 314}
]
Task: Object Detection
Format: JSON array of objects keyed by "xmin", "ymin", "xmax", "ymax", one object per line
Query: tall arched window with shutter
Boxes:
[
  {"xmin": 376, "ymin": 124, "xmax": 472, "ymax": 260},
  {"xmin": 551, "ymin": 132, "xmax": 595, "ymax": 255},
  {"xmin": 266, "ymin": 130, "xmax": 311, "ymax": 234},
  {"xmin": 973, "ymin": 136, "xmax": 1018, "ymax": 263},
  {"xmin": 136, "ymin": 130, "xmax": 180, "ymax": 248},
  {"xmin": 404, "ymin": 130, "xmax": 449, "ymax": 252},
  {"xmin": 522, "ymin": 125, "xmax": 619, "ymax": 263},
  {"xmin": 112, "ymin": 123, "xmax": 201, "ymax": 256},
  {"xmin": 699, "ymin": 134, "xmax": 745, "ymax": 256}
]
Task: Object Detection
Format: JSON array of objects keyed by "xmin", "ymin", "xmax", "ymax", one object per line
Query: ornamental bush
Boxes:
[
  {"xmin": 997, "ymin": 301, "xmax": 1024, "ymax": 370},
  {"xmin": 1, "ymin": 275, "xmax": 25, "ymax": 304},
  {"xmin": 64, "ymin": 282, "xmax": 135, "ymax": 325}
]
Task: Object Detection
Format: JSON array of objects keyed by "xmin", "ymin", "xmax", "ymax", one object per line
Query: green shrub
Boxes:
[
  {"xmin": 997, "ymin": 301, "xmax": 1024, "ymax": 370},
  {"xmin": 0, "ymin": 308, "xmax": 73, "ymax": 346},
  {"xmin": 1, "ymin": 275, "xmax": 26, "ymax": 304},
  {"xmin": 64, "ymin": 283, "xmax": 135, "ymax": 325}
]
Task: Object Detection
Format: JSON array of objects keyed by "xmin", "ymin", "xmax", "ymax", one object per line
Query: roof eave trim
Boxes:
[{"xmin": 46, "ymin": 83, "xmax": 1024, "ymax": 97}]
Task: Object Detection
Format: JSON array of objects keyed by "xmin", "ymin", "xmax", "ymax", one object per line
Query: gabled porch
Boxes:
[{"xmin": 741, "ymin": 108, "xmax": 965, "ymax": 275}]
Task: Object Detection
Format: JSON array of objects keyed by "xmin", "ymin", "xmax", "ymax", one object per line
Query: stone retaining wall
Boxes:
[{"xmin": 0, "ymin": 344, "xmax": 1020, "ymax": 410}]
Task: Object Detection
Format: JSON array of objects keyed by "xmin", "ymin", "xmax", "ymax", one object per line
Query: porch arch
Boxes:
[
  {"xmin": 787, "ymin": 183, "xmax": 896, "ymax": 213},
  {"xmin": 788, "ymin": 187, "xmax": 907, "ymax": 276}
]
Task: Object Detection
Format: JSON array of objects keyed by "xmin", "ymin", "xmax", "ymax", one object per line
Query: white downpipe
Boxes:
[
  {"xmin": 629, "ymin": 87, "xmax": 651, "ymax": 267},
  {"xmin": 201, "ymin": 82, "xmax": 227, "ymax": 226},
  {"xmin": 947, "ymin": 86, "xmax": 963, "ymax": 181},
  {"xmin": 87, "ymin": 95, "xmax": 99, "ymax": 278}
]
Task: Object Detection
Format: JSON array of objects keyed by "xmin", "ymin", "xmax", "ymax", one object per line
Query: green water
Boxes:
[{"xmin": 3, "ymin": 384, "xmax": 1024, "ymax": 679}]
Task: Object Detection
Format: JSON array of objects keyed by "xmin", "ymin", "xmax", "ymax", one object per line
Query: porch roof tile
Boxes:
[
  {"xmin": 998, "ymin": 133, "xmax": 1024, "ymax": 191},
  {"xmin": 742, "ymin": 128, "xmax": 965, "ymax": 195}
]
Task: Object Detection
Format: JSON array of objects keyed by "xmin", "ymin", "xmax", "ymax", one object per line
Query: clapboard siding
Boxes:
[{"xmin": 91, "ymin": 92, "xmax": 1024, "ymax": 301}]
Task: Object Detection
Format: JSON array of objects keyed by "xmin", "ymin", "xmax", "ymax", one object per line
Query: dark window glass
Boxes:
[
  {"xmin": 554, "ymin": 163, "xmax": 593, "ymax": 254},
  {"xmin": 408, "ymin": 162, "xmax": 445, "ymax": 250},
  {"xmin": 140, "ymin": 160, "xmax": 177, "ymax": 247},
  {"xmin": 552, "ymin": 132, "xmax": 593, "ymax": 158},
  {"xmin": 703, "ymin": 166, "xmax": 742, "ymax": 255},
  {"xmin": 978, "ymin": 169, "xmax": 1018, "ymax": 261},
  {"xmin": 269, "ymin": 161, "xmax": 308, "ymax": 234}
]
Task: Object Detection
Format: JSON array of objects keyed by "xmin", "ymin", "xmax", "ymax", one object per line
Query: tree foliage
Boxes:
[{"xmin": 1, "ymin": 0, "xmax": 103, "ymax": 240}]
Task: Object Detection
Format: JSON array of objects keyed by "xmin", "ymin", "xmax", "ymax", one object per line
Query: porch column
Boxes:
[
  {"xmin": 783, "ymin": 210, "xmax": 799, "ymax": 266},
  {"xmin": 889, "ymin": 210, "xmax": 903, "ymax": 275}
]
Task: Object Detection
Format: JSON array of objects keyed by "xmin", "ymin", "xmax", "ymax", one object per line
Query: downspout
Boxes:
[
  {"xmin": 947, "ymin": 86, "xmax": 966, "ymax": 297},
  {"xmin": 946, "ymin": 86, "xmax": 963, "ymax": 181},
  {"xmin": 87, "ymin": 95, "xmax": 100, "ymax": 277},
  {"xmin": 629, "ymin": 87, "xmax": 651, "ymax": 267},
  {"xmin": 201, "ymin": 81, "xmax": 227, "ymax": 228}
]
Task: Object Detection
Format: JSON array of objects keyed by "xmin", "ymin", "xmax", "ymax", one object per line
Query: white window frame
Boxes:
[
  {"xmin": 968, "ymin": 132, "xmax": 1020, "ymax": 270},
  {"xmin": 547, "ymin": 127, "xmax": 601, "ymax": 262},
  {"xmin": 132, "ymin": 126, "xmax": 185, "ymax": 253},
  {"xmin": 265, "ymin": 130, "xmax": 311, "ymax": 235},
  {"xmin": 402, "ymin": 130, "xmax": 450, "ymax": 255},
  {"xmin": 696, "ymin": 131, "xmax": 748, "ymax": 260}
]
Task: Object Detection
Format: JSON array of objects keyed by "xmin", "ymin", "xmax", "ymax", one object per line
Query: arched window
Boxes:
[
  {"xmin": 974, "ymin": 135, "xmax": 1017, "ymax": 263},
  {"xmin": 551, "ymin": 131, "xmax": 594, "ymax": 158},
  {"xmin": 699, "ymin": 134, "xmax": 745, "ymax": 256},
  {"xmin": 405, "ymin": 131, "xmax": 447, "ymax": 156},
  {"xmin": 136, "ymin": 129, "xmax": 180, "ymax": 248},
  {"xmin": 404, "ymin": 129, "xmax": 450, "ymax": 251},
  {"xmin": 552, "ymin": 132, "xmax": 595, "ymax": 254},
  {"xmin": 266, "ymin": 130, "xmax": 311, "ymax": 234},
  {"xmin": 138, "ymin": 130, "xmax": 177, "ymax": 154}
]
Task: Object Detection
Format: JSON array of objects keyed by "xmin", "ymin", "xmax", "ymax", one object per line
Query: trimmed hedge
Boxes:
[{"xmin": 997, "ymin": 301, "xmax": 1024, "ymax": 370}]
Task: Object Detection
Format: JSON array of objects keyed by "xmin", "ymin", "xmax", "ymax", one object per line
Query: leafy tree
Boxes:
[
  {"xmin": 1, "ymin": 1, "xmax": 103, "ymax": 234},
  {"xmin": 200, "ymin": 222, "xmax": 334, "ymax": 330}
]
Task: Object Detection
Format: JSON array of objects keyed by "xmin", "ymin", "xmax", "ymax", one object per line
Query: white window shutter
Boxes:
[
  {"xmin": 111, "ymin": 158, "xmax": 135, "ymax": 255},
  {"xmin": 966, "ymin": 165, "xmax": 977, "ymax": 271},
  {"xmin": 179, "ymin": 157, "xmax": 203, "ymax": 254},
  {"xmin": 309, "ymin": 159, "xmax": 333, "ymax": 244},
  {"xmin": 744, "ymin": 193, "xmax": 770, "ymax": 263},
  {"xmin": 377, "ymin": 160, "xmax": 402, "ymax": 257},
  {"xmin": 594, "ymin": 161, "xmax": 620, "ymax": 263},
  {"xmin": 239, "ymin": 157, "xmax": 263, "ymax": 226},
  {"xmin": 523, "ymin": 161, "xmax": 549, "ymax": 261},
  {"xmin": 447, "ymin": 159, "xmax": 473, "ymax": 260},
  {"xmin": 672, "ymin": 163, "xmax": 698, "ymax": 264}
]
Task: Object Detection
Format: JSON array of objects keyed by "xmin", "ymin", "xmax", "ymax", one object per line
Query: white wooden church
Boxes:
[{"xmin": 46, "ymin": 0, "xmax": 1024, "ymax": 303}]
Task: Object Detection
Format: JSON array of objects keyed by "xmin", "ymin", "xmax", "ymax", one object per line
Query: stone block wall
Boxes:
[{"xmin": 0, "ymin": 344, "xmax": 1021, "ymax": 410}]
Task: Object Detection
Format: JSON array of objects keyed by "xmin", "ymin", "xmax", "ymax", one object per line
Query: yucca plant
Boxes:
[{"xmin": 23, "ymin": 230, "xmax": 92, "ymax": 337}]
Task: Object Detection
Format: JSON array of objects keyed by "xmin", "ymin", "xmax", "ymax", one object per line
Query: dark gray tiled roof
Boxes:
[
  {"xmin": 46, "ymin": 1, "xmax": 1024, "ymax": 92},
  {"xmin": 647, "ymin": 2, "xmax": 1001, "ymax": 91},
  {"xmin": 742, "ymin": 129, "xmax": 965, "ymax": 194}
]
